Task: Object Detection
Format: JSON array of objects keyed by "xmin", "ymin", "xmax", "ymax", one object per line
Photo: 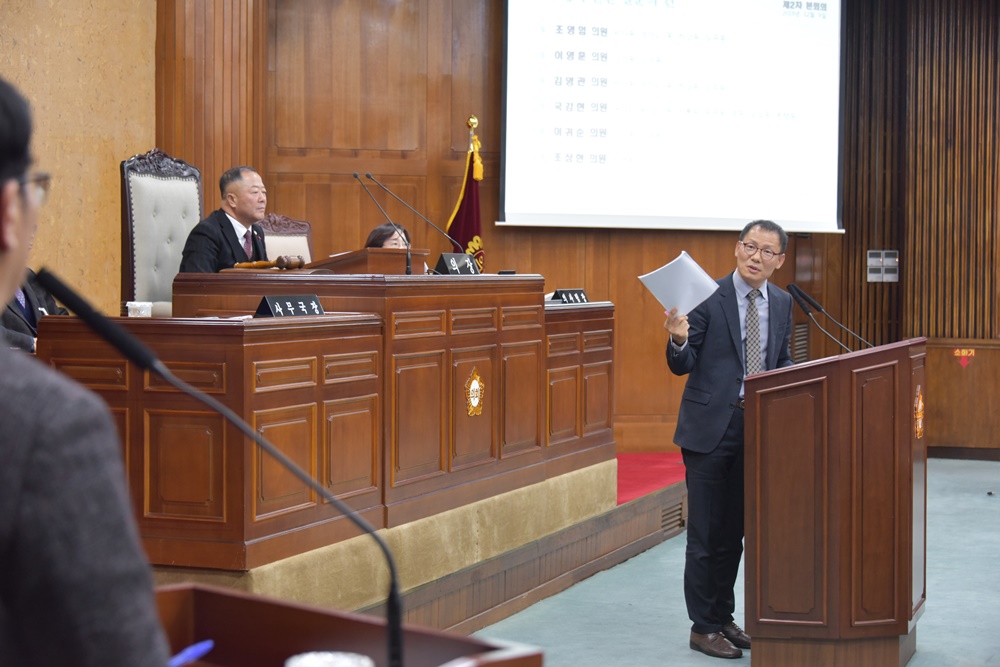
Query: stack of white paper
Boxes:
[{"xmin": 638, "ymin": 251, "xmax": 719, "ymax": 315}]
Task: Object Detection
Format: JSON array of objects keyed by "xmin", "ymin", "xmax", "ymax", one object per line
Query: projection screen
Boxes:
[{"xmin": 500, "ymin": 0, "xmax": 844, "ymax": 233}]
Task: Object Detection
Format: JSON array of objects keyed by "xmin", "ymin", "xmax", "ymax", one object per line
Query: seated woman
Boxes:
[{"xmin": 365, "ymin": 222, "xmax": 410, "ymax": 249}]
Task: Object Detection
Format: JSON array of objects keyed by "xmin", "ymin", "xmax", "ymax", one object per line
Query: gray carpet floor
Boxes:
[{"xmin": 476, "ymin": 458, "xmax": 1000, "ymax": 666}]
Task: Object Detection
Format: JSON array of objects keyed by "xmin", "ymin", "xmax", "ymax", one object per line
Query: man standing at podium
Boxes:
[
  {"xmin": 663, "ymin": 220, "xmax": 794, "ymax": 659},
  {"xmin": 179, "ymin": 165, "xmax": 268, "ymax": 272},
  {"xmin": 0, "ymin": 78, "xmax": 169, "ymax": 666}
]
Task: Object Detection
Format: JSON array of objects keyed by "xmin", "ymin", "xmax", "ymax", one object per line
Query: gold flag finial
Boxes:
[{"xmin": 466, "ymin": 115, "xmax": 483, "ymax": 181}]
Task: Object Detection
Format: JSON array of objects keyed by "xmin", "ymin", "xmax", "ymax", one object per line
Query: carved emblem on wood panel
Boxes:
[
  {"xmin": 914, "ymin": 384, "xmax": 924, "ymax": 440},
  {"xmin": 465, "ymin": 368, "xmax": 485, "ymax": 417}
]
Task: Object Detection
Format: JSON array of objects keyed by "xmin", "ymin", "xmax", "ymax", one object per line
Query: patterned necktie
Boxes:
[
  {"xmin": 745, "ymin": 288, "xmax": 762, "ymax": 376},
  {"xmin": 15, "ymin": 287, "xmax": 35, "ymax": 327},
  {"xmin": 243, "ymin": 229, "xmax": 253, "ymax": 259}
]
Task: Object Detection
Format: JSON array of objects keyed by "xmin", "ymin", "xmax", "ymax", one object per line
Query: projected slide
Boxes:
[{"xmin": 501, "ymin": 0, "xmax": 842, "ymax": 233}]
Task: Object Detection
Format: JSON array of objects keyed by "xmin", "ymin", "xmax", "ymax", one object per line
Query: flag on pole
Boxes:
[{"xmin": 447, "ymin": 115, "xmax": 485, "ymax": 271}]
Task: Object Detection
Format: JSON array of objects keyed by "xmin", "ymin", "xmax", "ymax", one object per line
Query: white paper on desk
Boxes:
[{"xmin": 638, "ymin": 251, "xmax": 719, "ymax": 315}]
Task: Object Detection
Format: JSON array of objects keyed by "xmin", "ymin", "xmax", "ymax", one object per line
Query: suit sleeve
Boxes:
[
  {"xmin": 666, "ymin": 301, "xmax": 709, "ymax": 377},
  {"xmin": 25, "ymin": 272, "xmax": 68, "ymax": 317},
  {"xmin": 179, "ymin": 221, "xmax": 223, "ymax": 273},
  {"xmin": 776, "ymin": 294, "xmax": 795, "ymax": 368},
  {"xmin": 1, "ymin": 321, "xmax": 35, "ymax": 352},
  {"xmin": 2, "ymin": 386, "xmax": 170, "ymax": 666}
]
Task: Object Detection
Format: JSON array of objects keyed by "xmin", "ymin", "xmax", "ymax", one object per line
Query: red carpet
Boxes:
[{"xmin": 617, "ymin": 452, "xmax": 686, "ymax": 505}]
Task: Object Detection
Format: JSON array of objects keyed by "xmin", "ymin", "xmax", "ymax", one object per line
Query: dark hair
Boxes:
[
  {"xmin": 219, "ymin": 166, "xmax": 257, "ymax": 198},
  {"xmin": 740, "ymin": 219, "xmax": 788, "ymax": 253},
  {"xmin": 0, "ymin": 78, "xmax": 33, "ymax": 185},
  {"xmin": 365, "ymin": 222, "xmax": 410, "ymax": 248}
]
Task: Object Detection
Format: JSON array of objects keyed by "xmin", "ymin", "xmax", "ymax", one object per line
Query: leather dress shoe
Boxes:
[
  {"xmin": 689, "ymin": 631, "xmax": 742, "ymax": 659},
  {"xmin": 721, "ymin": 621, "xmax": 752, "ymax": 649}
]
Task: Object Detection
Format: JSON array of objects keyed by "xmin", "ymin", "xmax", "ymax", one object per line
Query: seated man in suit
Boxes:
[
  {"xmin": 0, "ymin": 76, "xmax": 169, "ymax": 667},
  {"xmin": 179, "ymin": 165, "xmax": 268, "ymax": 272},
  {"xmin": 3, "ymin": 267, "xmax": 68, "ymax": 352}
]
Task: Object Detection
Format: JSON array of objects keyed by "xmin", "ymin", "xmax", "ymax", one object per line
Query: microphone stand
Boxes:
[
  {"xmin": 789, "ymin": 284, "xmax": 873, "ymax": 349},
  {"xmin": 354, "ymin": 172, "xmax": 411, "ymax": 275},
  {"xmin": 365, "ymin": 173, "xmax": 464, "ymax": 252},
  {"xmin": 788, "ymin": 284, "xmax": 851, "ymax": 354},
  {"xmin": 35, "ymin": 269, "xmax": 405, "ymax": 667}
]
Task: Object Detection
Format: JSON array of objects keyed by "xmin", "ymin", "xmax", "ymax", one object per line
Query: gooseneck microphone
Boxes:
[
  {"xmin": 354, "ymin": 172, "xmax": 411, "ymax": 276},
  {"xmin": 787, "ymin": 283, "xmax": 851, "ymax": 354},
  {"xmin": 364, "ymin": 173, "xmax": 464, "ymax": 252},
  {"xmin": 788, "ymin": 284, "xmax": 873, "ymax": 349},
  {"xmin": 35, "ymin": 269, "xmax": 405, "ymax": 667}
]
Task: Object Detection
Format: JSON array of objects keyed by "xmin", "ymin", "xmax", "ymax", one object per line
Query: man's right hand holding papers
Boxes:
[{"xmin": 638, "ymin": 250, "xmax": 719, "ymax": 347}]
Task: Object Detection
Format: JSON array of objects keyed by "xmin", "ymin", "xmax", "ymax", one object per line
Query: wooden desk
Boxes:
[
  {"xmin": 305, "ymin": 246, "xmax": 432, "ymax": 274},
  {"xmin": 38, "ymin": 315, "xmax": 384, "ymax": 570},
  {"xmin": 173, "ymin": 274, "xmax": 616, "ymax": 527},
  {"xmin": 37, "ymin": 277, "xmax": 616, "ymax": 572}
]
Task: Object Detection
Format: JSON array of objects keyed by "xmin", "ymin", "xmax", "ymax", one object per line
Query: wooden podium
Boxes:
[
  {"xmin": 744, "ymin": 339, "xmax": 927, "ymax": 667},
  {"xmin": 306, "ymin": 247, "xmax": 431, "ymax": 275},
  {"xmin": 157, "ymin": 584, "xmax": 542, "ymax": 666}
]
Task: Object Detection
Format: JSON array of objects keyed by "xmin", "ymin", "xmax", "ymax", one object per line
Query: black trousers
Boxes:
[{"xmin": 681, "ymin": 406, "xmax": 745, "ymax": 635}]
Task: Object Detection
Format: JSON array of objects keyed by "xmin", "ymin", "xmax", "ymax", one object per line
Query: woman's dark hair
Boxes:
[{"xmin": 365, "ymin": 222, "xmax": 410, "ymax": 248}]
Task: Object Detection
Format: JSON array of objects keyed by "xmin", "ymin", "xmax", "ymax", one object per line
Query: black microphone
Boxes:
[
  {"xmin": 787, "ymin": 283, "xmax": 850, "ymax": 354},
  {"xmin": 788, "ymin": 284, "xmax": 873, "ymax": 349},
  {"xmin": 35, "ymin": 269, "xmax": 405, "ymax": 667},
  {"xmin": 354, "ymin": 172, "xmax": 411, "ymax": 276},
  {"xmin": 364, "ymin": 173, "xmax": 464, "ymax": 252}
]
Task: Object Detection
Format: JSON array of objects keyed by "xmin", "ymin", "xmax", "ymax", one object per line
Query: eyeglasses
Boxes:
[
  {"xmin": 19, "ymin": 172, "xmax": 51, "ymax": 206},
  {"xmin": 739, "ymin": 240, "xmax": 781, "ymax": 261}
]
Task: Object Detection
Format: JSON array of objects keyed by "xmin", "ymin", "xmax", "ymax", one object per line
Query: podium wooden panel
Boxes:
[
  {"xmin": 306, "ymin": 247, "xmax": 431, "ymax": 275},
  {"xmin": 157, "ymin": 584, "xmax": 542, "ymax": 667},
  {"xmin": 37, "ymin": 315, "xmax": 385, "ymax": 570},
  {"xmin": 744, "ymin": 339, "xmax": 927, "ymax": 667}
]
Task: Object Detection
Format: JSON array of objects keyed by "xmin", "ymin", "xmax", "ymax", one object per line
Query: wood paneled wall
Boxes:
[
  {"xmin": 156, "ymin": 0, "xmax": 266, "ymax": 209},
  {"xmin": 156, "ymin": 0, "xmax": 1000, "ymax": 452},
  {"xmin": 904, "ymin": 0, "xmax": 1000, "ymax": 339},
  {"xmin": 813, "ymin": 0, "xmax": 1000, "ymax": 354}
]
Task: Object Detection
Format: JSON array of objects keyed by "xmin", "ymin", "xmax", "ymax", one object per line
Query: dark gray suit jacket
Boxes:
[
  {"xmin": 0, "ymin": 346, "xmax": 169, "ymax": 666},
  {"xmin": 178, "ymin": 208, "xmax": 268, "ymax": 273},
  {"xmin": 667, "ymin": 271, "xmax": 794, "ymax": 453},
  {"xmin": 2, "ymin": 268, "xmax": 68, "ymax": 352}
]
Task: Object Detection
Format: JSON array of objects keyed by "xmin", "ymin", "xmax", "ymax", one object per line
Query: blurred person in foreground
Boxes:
[{"xmin": 0, "ymin": 76, "xmax": 169, "ymax": 666}]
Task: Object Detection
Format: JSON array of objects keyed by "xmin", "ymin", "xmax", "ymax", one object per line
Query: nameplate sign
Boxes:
[
  {"xmin": 435, "ymin": 253, "xmax": 481, "ymax": 275},
  {"xmin": 551, "ymin": 289, "xmax": 589, "ymax": 304},
  {"xmin": 254, "ymin": 295, "xmax": 325, "ymax": 318}
]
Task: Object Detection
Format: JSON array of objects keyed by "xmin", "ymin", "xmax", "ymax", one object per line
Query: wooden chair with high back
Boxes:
[
  {"xmin": 120, "ymin": 148, "xmax": 202, "ymax": 317},
  {"xmin": 256, "ymin": 213, "xmax": 314, "ymax": 264}
]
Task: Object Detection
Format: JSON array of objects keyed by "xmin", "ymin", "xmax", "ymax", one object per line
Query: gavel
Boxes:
[{"xmin": 233, "ymin": 255, "xmax": 305, "ymax": 270}]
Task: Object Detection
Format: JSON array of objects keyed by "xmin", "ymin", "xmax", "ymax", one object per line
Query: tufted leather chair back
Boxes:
[{"xmin": 120, "ymin": 149, "xmax": 202, "ymax": 316}]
